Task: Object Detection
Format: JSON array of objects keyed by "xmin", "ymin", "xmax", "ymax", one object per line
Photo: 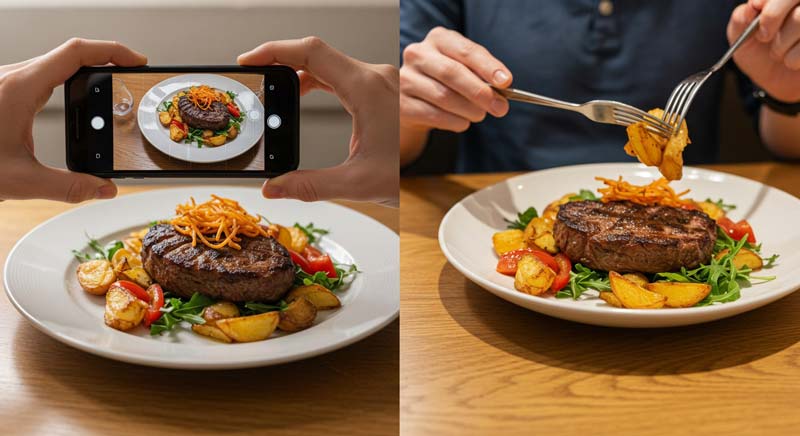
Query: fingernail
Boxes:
[
  {"xmin": 490, "ymin": 97, "xmax": 506, "ymax": 116},
  {"xmin": 96, "ymin": 185, "xmax": 116, "ymax": 199},
  {"xmin": 263, "ymin": 182, "xmax": 284, "ymax": 198},
  {"xmin": 493, "ymin": 70, "xmax": 509, "ymax": 85}
]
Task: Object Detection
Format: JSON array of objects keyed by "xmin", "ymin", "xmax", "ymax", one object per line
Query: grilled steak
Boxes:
[
  {"xmin": 141, "ymin": 224, "xmax": 294, "ymax": 302},
  {"xmin": 554, "ymin": 201, "xmax": 716, "ymax": 273},
  {"xmin": 177, "ymin": 96, "xmax": 231, "ymax": 130}
]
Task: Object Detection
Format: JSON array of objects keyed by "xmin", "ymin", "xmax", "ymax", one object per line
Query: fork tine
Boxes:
[
  {"xmin": 666, "ymin": 82, "xmax": 693, "ymax": 126},
  {"xmin": 671, "ymin": 81, "xmax": 701, "ymax": 127},
  {"xmin": 612, "ymin": 106, "xmax": 672, "ymax": 135},
  {"xmin": 673, "ymin": 81, "xmax": 704, "ymax": 131},
  {"xmin": 612, "ymin": 111, "xmax": 671, "ymax": 137},
  {"xmin": 663, "ymin": 82, "xmax": 687, "ymax": 121}
]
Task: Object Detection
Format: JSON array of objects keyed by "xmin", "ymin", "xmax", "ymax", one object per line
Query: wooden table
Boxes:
[
  {"xmin": 113, "ymin": 73, "xmax": 265, "ymax": 171},
  {"xmin": 401, "ymin": 163, "xmax": 800, "ymax": 436},
  {"xmin": 0, "ymin": 185, "xmax": 398, "ymax": 436}
]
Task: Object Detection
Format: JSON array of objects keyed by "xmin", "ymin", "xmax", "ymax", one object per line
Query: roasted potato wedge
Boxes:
[
  {"xmin": 645, "ymin": 282, "xmax": 711, "ymax": 308},
  {"xmin": 492, "ymin": 229, "xmax": 526, "ymax": 255},
  {"xmin": 542, "ymin": 193, "xmax": 574, "ymax": 220},
  {"xmin": 77, "ymin": 259, "xmax": 116, "ymax": 295},
  {"xmin": 626, "ymin": 122, "xmax": 663, "ymax": 166},
  {"xmin": 202, "ymin": 129, "xmax": 214, "ymax": 138},
  {"xmin": 609, "ymin": 271, "xmax": 666, "ymax": 309},
  {"xmin": 120, "ymin": 267, "xmax": 152, "ymax": 289},
  {"xmin": 169, "ymin": 124, "xmax": 186, "ymax": 142},
  {"xmin": 599, "ymin": 291, "xmax": 624, "ymax": 308},
  {"xmin": 622, "ymin": 272, "xmax": 649, "ymax": 288},
  {"xmin": 278, "ymin": 297, "xmax": 317, "ymax": 332},
  {"xmin": 206, "ymin": 135, "xmax": 227, "ymax": 146},
  {"xmin": 216, "ymin": 312, "xmax": 280, "ymax": 343},
  {"xmin": 286, "ymin": 284, "xmax": 341, "ymax": 310},
  {"xmin": 716, "ymin": 248, "xmax": 763, "ymax": 271},
  {"xmin": 122, "ymin": 237, "xmax": 143, "ymax": 255},
  {"xmin": 696, "ymin": 201, "xmax": 725, "ymax": 220},
  {"xmin": 192, "ymin": 324, "xmax": 232, "ymax": 343},
  {"xmin": 273, "ymin": 225, "xmax": 295, "ymax": 252},
  {"xmin": 523, "ymin": 216, "xmax": 558, "ymax": 254},
  {"xmin": 514, "ymin": 254, "xmax": 556, "ymax": 296},
  {"xmin": 130, "ymin": 227, "xmax": 150, "ymax": 239},
  {"xmin": 227, "ymin": 125, "xmax": 238, "ymax": 139},
  {"xmin": 202, "ymin": 302, "xmax": 241, "ymax": 326},
  {"xmin": 287, "ymin": 225, "xmax": 309, "ymax": 253},
  {"xmin": 658, "ymin": 114, "xmax": 690, "ymax": 181},
  {"xmin": 111, "ymin": 248, "xmax": 142, "ymax": 270},
  {"xmin": 533, "ymin": 232, "xmax": 558, "ymax": 254},
  {"xmin": 104, "ymin": 286, "xmax": 148, "ymax": 331},
  {"xmin": 158, "ymin": 111, "xmax": 171, "ymax": 126}
]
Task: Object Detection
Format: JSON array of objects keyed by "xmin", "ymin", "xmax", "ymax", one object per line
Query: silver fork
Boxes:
[
  {"xmin": 663, "ymin": 15, "xmax": 761, "ymax": 132},
  {"xmin": 493, "ymin": 86, "xmax": 672, "ymax": 138}
]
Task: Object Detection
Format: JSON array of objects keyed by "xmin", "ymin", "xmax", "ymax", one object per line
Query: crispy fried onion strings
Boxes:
[{"xmin": 170, "ymin": 195, "xmax": 268, "ymax": 250}]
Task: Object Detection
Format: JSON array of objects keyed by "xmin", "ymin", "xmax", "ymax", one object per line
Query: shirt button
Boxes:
[{"xmin": 599, "ymin": 0, "xmax": 614, "ymax": 16}]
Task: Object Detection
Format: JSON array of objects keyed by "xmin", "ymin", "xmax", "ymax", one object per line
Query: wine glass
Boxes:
[{"xmin": 112, "ymin": 78, "xmax": 133, "ymax": 116}]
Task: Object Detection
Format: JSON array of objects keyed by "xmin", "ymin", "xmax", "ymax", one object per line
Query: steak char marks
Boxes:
[
  {"xmin": 554, "ymin": 201, "xmax": 716, "ymax": 273},
  {"xmin": 177, "ymin": 96, "xmax": 230, "ymax": 131},
  {"xmin": 141, "ymin": 224, "xmax": 294, "ymax": 302}
]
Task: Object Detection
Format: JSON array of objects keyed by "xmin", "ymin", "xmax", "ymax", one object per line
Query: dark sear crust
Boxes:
[
  {"xmin": 141, "ymin": 224, "xmax": 294, "ymax": 302},
  {"xmin": 554, "ymin": 201, "xmax": 716, "ymax": 273},
  {"xmin": 177, "ymin": 96, "xmax": 231, "ymax": 131}
]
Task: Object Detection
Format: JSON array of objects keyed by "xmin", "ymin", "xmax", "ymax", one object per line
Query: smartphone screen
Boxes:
[{"xmin": 65, "ymin": 66, "xmax": 299, "ymax": 177}]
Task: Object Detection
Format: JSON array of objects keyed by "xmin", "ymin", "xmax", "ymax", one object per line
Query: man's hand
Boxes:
[
  {"xmin": 729, "ymin": 0, "xmax": 800, "ymax": 101},
  {"xmin": 239, "ymin": 37, "xmax": 399, "ymax": 207},
  {"xmin": 400, "ymin": 27, "xmax": 512, "ymax": 165},
  {"xmin": 0, "ymin": 38, "xmax": 147, "ymax": 202}
]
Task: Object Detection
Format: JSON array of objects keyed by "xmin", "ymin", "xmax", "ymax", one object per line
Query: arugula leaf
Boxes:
[
  {"xmin": 295, "ymin": 263, "xmax": 359, "ymax": 292},
  {"xmin": 556, "ymin": 263, "xmax": 610, "ymax": 300},
  {"xmin": 72, "ymin": 235, "xmax": 123, "ymax": 262},
  {"xmin": 294, "ymin": 222, "xmax": 330, "ymax": 244},
  {"xmin": 569, "ymin": 189, "xmax": 599, "ymax": 202},
  {"xmin": 104, "ymin": 241, "xmax": 124, "ymax": 260},
  {"xmin": 150, "ymin": 292, "xmax": 216, "ymax": 335},
  {"xmin": 505, "ymin": 207, "xmax": 538, "ymax": 230},
  {"xmin": 764, "ymin": 254, "xmax": 780, "ymax": 268},
  {"xmin": 241, "ymin": 301, "xmax": 288, "ymax": 316},
  {"xmin": 157, "ymin": 101, "xmax": 172, "ymax": 112},
  {"xmin": 705, "ymin": 198, "xmax": 737, "ymax": 212},
  {"xmin": 226, "ymin": 90, "xmax": 237, "ymax": 101}
]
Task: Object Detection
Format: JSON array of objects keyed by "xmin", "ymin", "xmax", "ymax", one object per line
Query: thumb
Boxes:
[
  {"xmin": 262, "ymin": 165, "xmax": 353, "ymax": 202},
  {"xmin": 18, "ymin": 164, "xmax": 117, "ymax": 203}
]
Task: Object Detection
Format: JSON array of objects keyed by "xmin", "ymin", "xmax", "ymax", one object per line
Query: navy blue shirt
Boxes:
[{"xmin": 401, "ymin": 0, "xmax": 759, "ymax": 172}]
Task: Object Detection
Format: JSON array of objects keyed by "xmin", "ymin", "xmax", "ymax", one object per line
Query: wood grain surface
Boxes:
[
  {"xmin": 400, "ymin": 163, "xmax": 800, "ymax": 436},
  {"xmin": 113, "ymin": 73, "xmax": 265, "ymax": 171},
  {"xmin": 0, "ymin": 185, "xmax": 398, "ymax": 436}
]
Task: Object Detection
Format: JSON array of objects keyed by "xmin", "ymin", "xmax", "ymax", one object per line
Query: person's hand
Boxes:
[
  {"xmin": 729, "ymin": 0, "xmax": 800, "ymax": 101},
  {"xmin": 238, "ymin": 37, "xmax": 398, "ymax": 207},
  {"xmin": 400, "ymin": 27, "xmax": 512, "ymax": 165},
  {"xmin": 0, "ymin": 38, "xmax": 146, "ymax": 203}
]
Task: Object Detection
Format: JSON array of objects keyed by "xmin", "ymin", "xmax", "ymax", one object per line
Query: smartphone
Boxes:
[{"xmin": 65, "ymin": 66, "xmax": 299, "ymax": 178}]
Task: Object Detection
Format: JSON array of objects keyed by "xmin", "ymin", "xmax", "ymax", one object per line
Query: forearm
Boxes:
[
  {"xmin": 759, "ymin": 106, "xmax": 800, "ymax": 159},
  {"xmin": 400, "ymin": 125, "xmax": 431, "ymax": 167}
]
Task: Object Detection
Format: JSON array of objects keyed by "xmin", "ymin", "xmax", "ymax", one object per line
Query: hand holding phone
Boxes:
[
  {"xmin": 239, "ymin": 37, "xmax": 399, "ymax": 207},
  {"xmin": 0, "ymin": 38, "xmax": 146, "ymax": 202}
]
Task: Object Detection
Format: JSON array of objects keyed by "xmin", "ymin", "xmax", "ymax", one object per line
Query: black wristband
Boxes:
[{"xmin": 753, "ymin": 88, "xmax": 800, "ymax": 116}]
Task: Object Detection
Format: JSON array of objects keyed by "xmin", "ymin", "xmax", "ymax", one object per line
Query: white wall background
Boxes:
[{"xmin": 0, "ymin": 0, "xmax": 398, "ymax": 181}]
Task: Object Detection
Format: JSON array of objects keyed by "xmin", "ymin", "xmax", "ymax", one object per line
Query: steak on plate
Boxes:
[
  {"xmin": 177, "ymin": 96, "xmax": 231, "ymax": 131},
  {"xmin": 141, "ymin": 224, "xmax": 294, "ymax": 302},
  {"xmin": 554, "ymin": 201, "xmax": 716, "ymax": 273}
]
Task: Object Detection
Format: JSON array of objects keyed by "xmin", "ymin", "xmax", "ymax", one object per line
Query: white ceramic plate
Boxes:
[
  {"xmin": 137, "ymin": 74, "xmax": 265, "ymax": 163},
  {"xmin": 4, "ymin": 187, "xmax": 398, "ymax": 369},
  {"xmin": 439, "ymin": 163, "xmax": 800, "ymax": 328}
]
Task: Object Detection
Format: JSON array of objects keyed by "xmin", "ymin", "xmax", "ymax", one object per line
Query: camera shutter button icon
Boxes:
[
  {"xmin": 267, "ymin": 114, "xmax": 282, "ymax": 129},
  {"xmin": 91, "ymin": 116, "xmax": 105, "ymax": 130}
]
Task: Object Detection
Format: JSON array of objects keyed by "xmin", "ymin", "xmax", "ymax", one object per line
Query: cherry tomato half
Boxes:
[
  {"xmin": 143, "ymin": 284, "xmax": 164, "ymax": 327},
  {"xmin": 110, "ymin": 280, "xmax": 150, "ymax": 302},
  {"xmin": 496, "ymin": 248, "xmax": 558, "ymax": 276},
  {"xmin": 551, "ymin": 253, "xmax": 572, "ymax": 292}
]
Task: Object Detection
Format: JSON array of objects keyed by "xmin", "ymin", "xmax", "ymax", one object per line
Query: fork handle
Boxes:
[
  {"xmin": 713, "ymin": 15, "xmax": 760, "ymax": 72},
  {"xmin": 492, "ymin": 86, "xmax": 580, "ymax": 112}
]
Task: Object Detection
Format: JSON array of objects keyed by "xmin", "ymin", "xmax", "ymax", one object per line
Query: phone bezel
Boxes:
[{"xmin": 65, "ymin": 65, "xmax": 299, "ymax": 178}]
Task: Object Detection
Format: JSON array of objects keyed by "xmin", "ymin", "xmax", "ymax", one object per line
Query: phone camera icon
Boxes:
[
  {"xmin": 269, "ymin": 154, "xmax": 275, "ymax": 160},
  {"xmin": 267, "ymin": 115, "xmax": 281, "ymax": 129},
  {"xmin": 93, "ymin": 86, "xmax": 101, "ymax": 94},
  {"xmin": 269, "ymin": 85, "xmax": 275, "ymax": 91},
  {"xmin": 95, "ymin": 153, "xmax": 101, "ymax": 159}
]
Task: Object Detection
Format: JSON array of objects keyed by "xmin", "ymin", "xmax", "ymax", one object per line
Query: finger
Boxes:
[
  {"xmin": 402, "ymin": 68, "xmax": 490, "ymax": 122},
  {"xmin": 0, "ymin": 56, "xmax": 41, "ymax": 76},
  {"xmin": 425, "ymin": 27, "xmax": 512, "ymax": 88},
  {"xmin": 401, "ymin": 93, "xmax": 471, "ymax": 133},
  {"xmin": 238, "ymin": 37, "xmax": 359, "ymax": 93},
  {"xmin": 772, "ymin": 7, "xmax": 800, "ymax": 57},
  {"xmin": 783, "ymin": 39, "xmax": 800, "ymax": 69},
  {"xmin": 21, "ymin": 39, "xmax": 146, "ymax": 89},
  {"xmin": 13, "ymin": 163, "xmax": 117, "ymax": 203},
  {"xmin": 729, "ymin": 3, "xmax": 761, "ymax": 43},
  {"xmin": 297, "ymin": 70, "xmax": 333, "ymax": 96},
  {"xmin": 262, "ymin": 165, "xmax": 356, "ymax": 202},
  {"xmin": 408, "ymin": 43, "xmax": 500, "ymax": 114},
  {"xmin": 757, "ymin": 0, "xmax": 800, "ymax": 42}
]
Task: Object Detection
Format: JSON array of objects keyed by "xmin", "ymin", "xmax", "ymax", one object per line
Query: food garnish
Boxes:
[
  {"xmin": 170, "ymin": 195, "xmax": 269, "ymax": 250},
  {"xmin": 595, "ymin": 176, "xmax": 693, "ymax": 207},
  {"xmin": 186, "ymin": 85, "xmax": 220, "ymax": 110}
]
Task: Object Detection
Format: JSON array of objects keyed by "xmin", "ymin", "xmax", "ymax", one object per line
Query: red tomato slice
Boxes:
[
  {"xmin": 111, "ymin": 280, "xmax": 150, "ymax": 302},
  {"xmin": 170, "ymin": 119, "xmax": 186, "ymax": 133},
  {"xmin": 226, "ymin": 103, "xmax": 240, "ymax": 118},
  {"xmin": 733, "ymin": 220, "xmax": 756, "ymax": 244},
  {"xmin": 496, "ymin": 248, "xmax": 558, "ymax": 276},
  {"xmin": 551, "ymin": 254, "xmax": 572, "ymax": 292},
  {"xmin": 143, "ymin": 284, "xmax": 164, "ymax": 327},
  {"xmin": 717, "ymin": 217, "xmax": 737, "ymax": 238},
  {"xmin": 303, "ymin": 246, "xmax": 338, "ymax": 278},
  {"xmin": 289, "ymin": 249, "xmax": 312, "ymax": 272}
]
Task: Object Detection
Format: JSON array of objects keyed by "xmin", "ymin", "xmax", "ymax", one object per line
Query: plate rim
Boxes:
[
  {"xmin": 3, "ymin": 187, "xmax": 398, "ymax": 369},
  {"xmin": 438, "ymin": 163, "xmax": 800, "ymax": 327}
]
